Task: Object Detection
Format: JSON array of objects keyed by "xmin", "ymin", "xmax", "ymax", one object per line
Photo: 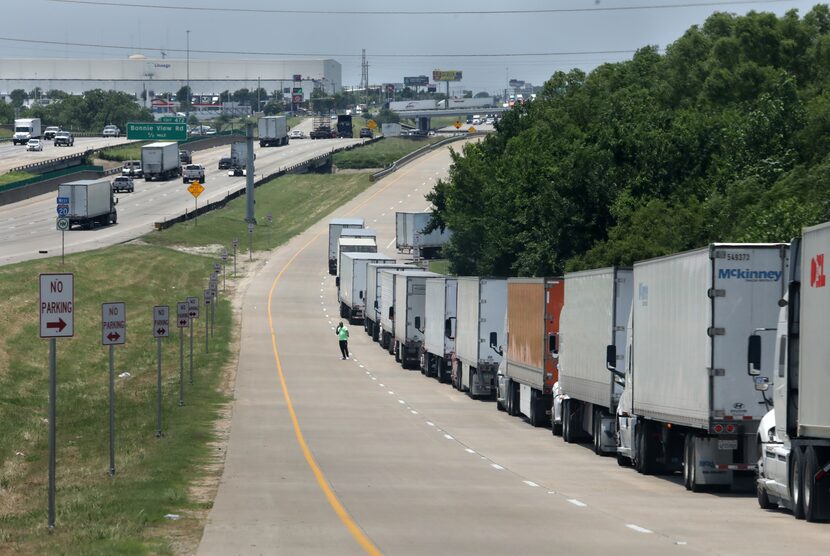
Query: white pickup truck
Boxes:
[{"xmin": 182, "ymin": 164, "xmax": 206, "ymax": 184}]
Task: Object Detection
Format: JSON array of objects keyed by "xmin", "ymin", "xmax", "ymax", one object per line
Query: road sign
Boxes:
[
  {"xmin": 57, "ymin": 204, "xmax": 69, "ymax": 217},
  {"xmin": 266, "ymin": 212, "xmax": 273, "ymax": 224},
  {"xmin": 56, "ymin": 217, "xmax": 70, "ymax": 231},
  {"xmin": 204, "ymin": 289, "xmax": 211, "ymax": 304},
  {"xmin": 454, "ymin": 121, "xmax": 462, "ymax": 129},
  {"xmin": 176, "ymin": 302, "xmax": 189, "ymax": 328},
  {"xmin": 126, "ymin": 122, "xmax": 187, "ymax": 141},
  {"xmin": 221, "ymin": 250, "xmax": 228, "ymax": 262},
  {"xmin": 367, "ymin": 119, "xmax": 377, "ymax": 130},
  {"xmin": 153, "ymin": 305, "xmax": 170, "ymax": 338},
  {"xmin": 39, "ymin": 273, "xmax": 74, "ymax": 338},
  {"xmin": 213, "ymin": 262, "xmax": 221, "ymax": 273},
  {"xmin": 187, "ymin": 296, "xmax": 199, "ymax": 319},
  {"xmin": 232, "ymin": 238, "xmax": 239, "ymax": 248},
  {"xmin": 101, "ymin": 302, "xmax": 126, "ymax": 345},
  {"xmin": 159, "ymin": 116, "xmax": 187, "ymax": 123},
  {"xmin": 248, "ymin": 223, "xmax": 254, "ymax": 233},
  {"xmin": 468, "ymin": 126, "xmax": 477, "ymax": 133},
  {"xmin": 57, "ymin": 196, "xmax": 69, "ymax": 204},
  {"xmin": 209, "ymin": 280, "xmax": 218, "ymax": 293},
  {"xmin": 187, "ymin": 181, "xmax": 204, "ymax": 198}
]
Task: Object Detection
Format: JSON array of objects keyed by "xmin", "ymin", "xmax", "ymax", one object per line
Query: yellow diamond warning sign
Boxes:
[{"xmin": 187, "ymin": 181, "xmax": 205, "ymax": 198}]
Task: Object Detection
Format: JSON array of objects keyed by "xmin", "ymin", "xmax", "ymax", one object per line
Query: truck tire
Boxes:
[
  {"xmin": 110, "ymin": 212, "xmax": 117, "ymax": 225},
  {"xmin": 688, "ymin": 437, "xmax": 702, "ymax": 492},
  {"xmin": 803, "ymin": 446, "xmax": 823, "ymax": 522},
  {"xmin": 617, "ymin": 452, "xmax": 632, "ymax": 467},
  {"xmin": 466, "ymin": 367, "xmax": 475, "ymax": 398},
  {"xmin": 792, "ymin": 449, "xmax": 806, "ymax": 519},
  {"xmin": 757, "ymin": 482, "xmax": 776, "ymax": 510},
  {"xmin": 394, "ymin": 341, "xmax": 401, "ymax": 363},
  {"xmin": 636, "ymin": 421, "xmax": 656, "ymax": 475},
  {"xmin": 562, "ymin": 399, "xmax": 572, "ymax": 442},
  {"xmin": 592, "ymin": 410, "xmax": 602, "ymax": 454},
  {"xmin": 508, "ymin": 381, "xmax": 520, "ymax": 417}
]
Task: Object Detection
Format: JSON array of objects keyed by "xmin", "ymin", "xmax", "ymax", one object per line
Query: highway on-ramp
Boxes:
[
  {"xmin": 0, "ymin": 137, "xmax": 362, "ymax": 266},
  {"xmin": 197, "ymin": 143, "xmax": 830, "ymax": 555}
]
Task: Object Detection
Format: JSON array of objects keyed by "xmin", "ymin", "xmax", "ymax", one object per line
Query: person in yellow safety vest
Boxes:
[{"xmin": 336, "ymin": 321, "xmax": 350, "ymax": 360}]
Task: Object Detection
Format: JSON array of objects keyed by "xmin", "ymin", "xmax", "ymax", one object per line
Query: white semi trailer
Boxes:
[
  {"xmin": 337, "ymin": 238, "xmax": 377, "ymax": 276},
  {"xmin": 454, "ymin": 277, "xmax": 507, "ymax": 398},
  {"xmin": 392, "ymin": 270, "xmax": 440, "ymax": 369},
  {"xmin": 422, "ymin": 277, "xmax": 457, "ymax": 383},
  {"xmin": 258, "ymin": 115, "xmax": 288, "ymax": 147},
  {"xmin": 365, "ymin": 263, "xmax": 412, "ymax": 341},
  {"xmin": 58, "ymin": 179, "xmax": 118, "ymax": 229},
  {"xmin": 395, "ymin": 211, "xmax": 452, "ymax": 259},
  {"xmin": 616, "ymin": 244, "xmax": 787, "ymax": 493},
  {"xmin": 328, "ymin": 218, "xmax": 364, "ymax": 274},
  {"xmin": 141, "ymin": 142, "xmax": 181, "ymax": 181},
  {"xmin": 754, "ymin": 223, "xmax": 830, "ymax": 521},
  {"xmin": 338, "ymin": 252, "xmax": 394, "ymax": 324},
  {"xmin": 557, "ymin": 267, "xmax": 632, "ymax": 454}
]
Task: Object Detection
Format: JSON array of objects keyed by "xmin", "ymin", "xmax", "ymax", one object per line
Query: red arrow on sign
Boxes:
[
  {"xmin": 156, "ymin": 328, "xmax": 166, "ymax": 335},
  {"xmin": 46, "ymin": 318, "xmax": 67, "ymax": 332},
  {"xmin": 107, "ymin": 332, "xmax": 121, "ymax": 342}
]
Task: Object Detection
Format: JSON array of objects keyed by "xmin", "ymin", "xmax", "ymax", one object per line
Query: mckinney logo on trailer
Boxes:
[{"xmin": 717, "ymin": 268, "xmax": 782, "ymax": 282}]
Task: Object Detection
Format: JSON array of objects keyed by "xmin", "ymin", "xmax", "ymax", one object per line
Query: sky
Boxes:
[{"xmin": 0, "ymin": 0, "xmax": 824, "ymax": 94}]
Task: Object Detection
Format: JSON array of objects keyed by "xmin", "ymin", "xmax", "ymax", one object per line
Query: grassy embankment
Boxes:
[
  {"xmin": 332, "ymin": 137, "xmax": 443, "ymax": 169},
  {"xmin": 0, "ymin": 172, "xmax": 37, "ymax": 188},
  {"xmin": 0, "ymin": 169, "xmax": 375, "ymax": 553},
  {"xmin": 428, "ymin": 260, "xmax": 451, "ymax": 275},
  {"xmin": 97, "ymin": 143, "xmax": 146, "ymax": 162}
]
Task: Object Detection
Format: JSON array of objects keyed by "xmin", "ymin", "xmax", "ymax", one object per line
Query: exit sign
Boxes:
[
  {"xmin": 127, "ymin": 122, "xmax": 187, "ymax": 141},
  {"xmin": 159, "ymin": 116, "xmax": 187, "ymax": 123}
]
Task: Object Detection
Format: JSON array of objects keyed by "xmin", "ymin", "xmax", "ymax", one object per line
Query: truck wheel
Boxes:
[
  {"xmin": 110, "ymin": 212, "xmax": 117, "ymax": 225},
  {"xmin": 394, "ymin": 341, "xmax": 401, "ymax": 363},
  {"xmin": 617, "ymin": 452, "xmax": 632, "ymax": 467},
  {"xmin": 688, "ymin": 437, "xmax": 702, "ymax": 492},
  {"xmin": 562, "ymin": 399, "xmax": 571, "ymax": 442},
  {"xmin": 757, "ymin": 482, "xmax": 776, "ymax": 510},
  {"xmin": 803, "ymin": 446, "xmax": 822, "ymax": 522},
  {"xmin": 792, "ymin": 449, "xmax": 806, "ymax": 519},
  {"xmin": 636, "ymin": 422, "xmax": 655, "ymax": 475},
  {"xmin": 683, "ymin": 435, "xmax": 692, "ymax": 490},
  {"xmin": 592, "ymin": 411, "xmax": 602, "ymax": 454},
  {"xmin": 420, "ymin": 353, "xmax": 427, "ymax": 375},
  {"xmin": 552, "ymin": 417, "xmax": 562, "ymax": 437}
]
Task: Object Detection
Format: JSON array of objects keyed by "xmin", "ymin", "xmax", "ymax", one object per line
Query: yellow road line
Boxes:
[{"xmin": 265, "ymin": 148, "xmax": 450, "ymax": 555}]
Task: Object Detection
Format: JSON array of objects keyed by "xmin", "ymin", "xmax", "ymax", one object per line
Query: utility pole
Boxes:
[
  {"xmin": 245, "ymin": 122, "xmax": 255, "ymax": 224},
  {"xmin": 186, "ymin": 30, "xmax": 191, "ymax": 122}
]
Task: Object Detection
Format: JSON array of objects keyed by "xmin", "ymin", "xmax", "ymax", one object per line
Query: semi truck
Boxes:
[
  {"xmin": 392, "ymin": 270, "xmax": 439, "ymax": 368},
  {"xmin": 454, "ymin": 277, "xmax": 508, "ymax": 398},
  {"xmin": 338, "ymin": 252, "xmax": 394, "ymax": 324},
  {"xmin": 12, "ymin": 118, "xmax": 41, "ymax": 145},
  {"xmin": 388, "ymin": 100, "xmax": 438, "ymax": 111},
  {"xmin": 336, "ymin": 115, "xmax": 353, "ymax": 138},
  {"xmin": 557, "ymin": 267, "xmax": 632, "ymax": 453},
  {"xmin": 258, "ymin": 115, "xmax": 289, "ymax": 147},
  {"xmin": 422, "ymin": 277, "xmax": 457, "ymax": 383},
  {"xmin": 615, "ymin": 244, "xmax": 787, "ymax": 492},
  {"xmin": 328, "ymin": 218, "xmax": 364, "ymax": 275},
  {"xmin": 337, "ymin": 238, "xmax": 377, "ymax": 276},
  {"xmin": 229, "ymin": 142, "xmax": 255, "ymax": 175},
  {"xmin": 340, "ymin": 228, "xmax": 376, "ymax": 244},
  {"xmin": 311, "ymin": 116, "xmax": 334, "ymax": 139},
  {"xmin": 58, "ymin": 179, "xmax": 118, "ymax": 229},
  {"xmin": 365, "ymin": 263, "xmax": 412, "ymax": 341},
  {"xmin": 753, "ymin": 224, "xmax": 830, "ymax": 521},
  {"xmin": 395, "ymin": 211, "xmax": 452, "ymax": 259},
  {"xmin": 141, "ymin": 142, "xmax": 181, "ymax": 181},
  {"xmin": 498, "ymin": 277, "xmax": 564, "ymax": 427}
]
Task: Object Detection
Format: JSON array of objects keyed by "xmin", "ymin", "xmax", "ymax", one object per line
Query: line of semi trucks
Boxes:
[{"xmin": 330, "ymin": 215, "xmax": 830, "ymax": 523}]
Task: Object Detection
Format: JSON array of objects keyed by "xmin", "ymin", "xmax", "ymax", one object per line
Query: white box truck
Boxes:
[
  {"xmin": 338, "ymin": 252, "xmax": 394, "ymax": 324},
  {"xmin": 366, "ymin": 263, "xmax": 412, "ymax": 341},
  {"xmin": 58, "ymin": 179, "xmax": 117, "ymax": 229},
  {"xmin": 392, "ymin": 270, "xmax": 440, "ymax": 368},
  {"xmin": 422, "ymin": 277, "xmax": 457, "ymax": 383},
  {"xmin": 328, "ymin": 218, "xmax": 364, "ymax": 274},
  {"xmin": 12, "ymin": 118, "xmax": 41, "ymax": 144},
  {"xmin": 337, "ymin": 238, "xmax": 377, "ymax": 276},
  {"xmin": 258, "ymin": 115, "xmax": 288, "ymax": 147},
  {"xmin": 557, "ymin": 267, "xmax": 632, "ymax": 453},
  {"xmin": 340, "ymin": 228, "xmax": 376, "ymax": 242},
  {"xmin": 616, "ymin": 244, "xmax": 787, "ymax": 492},
  {"xmin": 754, "ymin": 224, "xmax": 830, "ymax": 521},
  {"xmin": 455, "ymin": 277, "xmax": 507, "ymax": 398},
  {"xmin": 389, "ymin": 100, "xmax": 438, "ymax": 111},
  {"xmin": 395, "ymin": 211, "xmax": 452, "ymax": 259},
  {"xmin": 141, "ymin": 142, "xmax": 180, "ymax": 181}
]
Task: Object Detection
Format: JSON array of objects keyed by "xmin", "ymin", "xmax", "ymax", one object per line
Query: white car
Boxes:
[
  {"xmin": 288, "ymin": 129, "xmax": 306, "ymax": 139},
  {"xmin": 102, "ymin": 125, "xmax": 120, "ymax": 137},
  {"xmin": 26, "ymin": 139, "xmax": 43, "ymax": 151}
]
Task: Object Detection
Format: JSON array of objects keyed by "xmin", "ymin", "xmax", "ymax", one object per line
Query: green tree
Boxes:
[{"xmin": 9, "ymin": 89, "xmax": 28, "ymax": 108}]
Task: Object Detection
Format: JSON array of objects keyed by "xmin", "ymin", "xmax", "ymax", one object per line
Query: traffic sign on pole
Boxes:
[
  {"xmin": 213, "ymin": 262, "xmax": 221, "ymax": 273},
  {"xmin": 153, "ymin": 305, "xmax": 170, "ymax": 338},
  {"xmin": 187, "ymin": 181, "xmax": 205, "ymax": 198},
  {"xmin": 176, "ymin": 302, "xmax": 189, "ymax": 328},
  {"xmin": 187, "ymin": 296, "xmax": 199, "ymax": 319},
  {"xmin": 56, "ymin": 217, "xmax": 70, "ymax": 231},
  {"xmin": 126, "ymin": 122, "xmax": 187, "ymax": 141},
  {"xmin": 39, "ymin": 273, "xmax": 74, "ymax": 338},
  {"xmin": 101, "ymin": 302, "xmax": 126, "ymax": 345}
]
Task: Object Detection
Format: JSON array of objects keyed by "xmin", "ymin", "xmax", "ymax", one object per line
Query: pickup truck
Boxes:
[
  {"xmin": 111, "ymin": 176, "xmax": 134, "ymax": 193},
  {"xmin": 182, "ymin": 164, "xmax": 206, "ymax": 184},
  {"xmin": 54, "ymin": 131, "xmax": 74, "ymax": 147},
  {"xmin": 43, "ymin": 126, "xmax": 60, "ymax": 140},
  {"xmin": 121, "ymin": 160, "xmax": 142, "ymax": 177}
]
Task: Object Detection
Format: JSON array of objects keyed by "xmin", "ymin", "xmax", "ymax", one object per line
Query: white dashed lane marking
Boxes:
[
  {"xmin": 626, "ymin": 524, "xmax": 653, "ymax": 534},
  {"xmin": 567, "ymin": 499, "xmax": 587, "ymax": 508}
]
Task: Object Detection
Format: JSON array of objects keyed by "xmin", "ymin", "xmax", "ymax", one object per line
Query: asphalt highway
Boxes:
[
  {"xmin": 0, "ymin": 135, "xmax": 133, "ymax": 174},
  {"xmin": 197, "ymin": 142, "xmax": 830, "ymax": 555}
]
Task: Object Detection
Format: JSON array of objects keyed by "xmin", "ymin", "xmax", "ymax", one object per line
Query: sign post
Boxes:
[
  {"xmin": 39, "ymin": 273, "xmax": 74, "ymax": 531},
  {"xmin": 102, "ymin": 302, "xmax": 126, "ymax": 476},
  {"xmin": 176, "ymin": 302, "xmax": 189, "ymax": 406},
  {"xmin": 153, "ymin": 305, "xmax": 169, "ymax": 437},
  {"xmin": 232, "ymin": 238, "xmax": 238, "ymax": 277},
  {"xmin": 209, "ymin": 275, "xmax": 218, "ymax": 337},
  {"xmin": 56, "ymin": 196, "xmax": 70, "ymax": 265},
  {"xmin": 221, "ymin": 250, "xmax": 228, "ymax": 290},
  {"xmin": 187, "ymin": 297, "xmax": 199, "ymax": 384},
  {"xmin": 248, "ymin": 223, "xmax": 254, "ymax": 262},
  {"xmin": 203, "ymin": 289, "xmax": 211, "ymax": 353}
]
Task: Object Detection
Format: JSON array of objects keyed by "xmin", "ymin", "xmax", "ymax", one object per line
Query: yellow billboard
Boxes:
[{"xmin": 432, "ymin": 70, "xmax": 462, "ymax": 82}]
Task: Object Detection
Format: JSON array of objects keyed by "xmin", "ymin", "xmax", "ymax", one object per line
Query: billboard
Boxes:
[
  {"xmin": 404, "ymin": 75, "xmax": 429, "ymax": 87},
  {"xmin": 509, "ymin": 79, "xmax": 525, "ymax": 88},
  {"xmin": 433, "ymin": 70, "xmax": 462, "ymax": 82}
]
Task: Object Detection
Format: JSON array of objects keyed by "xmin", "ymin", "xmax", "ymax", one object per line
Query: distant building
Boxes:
[{"xmin": 0, "ymin": 56, "xmax": 342, "ymax": 102}]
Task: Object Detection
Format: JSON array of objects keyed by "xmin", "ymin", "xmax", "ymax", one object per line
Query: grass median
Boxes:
[
  {"xmin": 98, "ymin": 143, "xmax": 146, "ymax": 162},
  {"xmin": 332, "ymin": 137, "xmax": 442, "ymax": 169},
  {"xmin": 0, "ymin": 245, "xmax": 232, "ymax": 554},
  {"xmin": 0, "ymin": 171, "xmax": 37, "ymax": 188}
]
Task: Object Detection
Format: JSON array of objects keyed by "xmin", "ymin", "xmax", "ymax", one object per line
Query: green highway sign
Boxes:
[
  {"xmin": 127, "ymin": 122, "xmax": 187, "ymax": 141},
  {"xmin": 159, "ymin": 116, "xmax": 187, "ymax": 123}
]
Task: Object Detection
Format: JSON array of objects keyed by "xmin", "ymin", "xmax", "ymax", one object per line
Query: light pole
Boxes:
[{"xmin": 186, "ymin": 30, "xmax": 190, "ymax": 122}]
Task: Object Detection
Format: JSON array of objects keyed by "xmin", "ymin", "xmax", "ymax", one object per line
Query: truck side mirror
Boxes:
[
  {"xmin": 489, "ymin": 331, "xmax": 503, "ymax": 356},
  {"xmin": 415, "ymin": 316, "xmax": 421, "ymax": 331},
  {"xmin": 335, "ymin": 277, "xmax": 340, "ymax": 288},
  {"xmin": 445, "ymin": 317, "xmax": 456, "ymax": 339},
  {"xmin": 374, "ymin": 301, "xmax": 378, "ymax": 309},
  {"xmin": 548, "ymin": 333, "xmax": 558, "ymax": 355},
  {"xmin": 747, "ymin": 335, "xmax": 762, "ymax": 376},
  {"xmin": 606, "ymin": 344, "xmax": 625, "ymax": 380},
  {"xmin": 388, "ymin": 307, "xmax": 394, "ymax": 319}
]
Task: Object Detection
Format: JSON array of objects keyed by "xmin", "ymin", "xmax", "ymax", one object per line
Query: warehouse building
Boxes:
[{"xmin": 0, "ymin": 56, "xmax": 342, "ymax": 99}]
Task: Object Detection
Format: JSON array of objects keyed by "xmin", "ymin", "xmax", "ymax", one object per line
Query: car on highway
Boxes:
[
  {"xmin": 183, "ymin": 163, "xmax": 206, "ymax": 184},
  {"xmin": 288, "ymin": 129, "xmax": 306, "ymax": 139},
  {"xmin": 54, "ymin": 131, "xmax": 75, "ymax": 147},
  {"xmin": 218, "ymin": 157, "xmax": 233, "ymax": 170},
  {"xmin": 26, "ymin": 138, "xmax": 43, "ymax": 151},
  {"xmin": 179, "ymin": 150, "xmax": 192, "ymax": 165},
  {"xmin": 111, "ymin": 176, "xmax": 134, "ymax": 193},
  {"xmin": 122, "ymin": 160, "xmax": 142, "ymax": 177},
  {"xmin": 43, "ymin": 126, "xmax": 61, "ymax": 140},
  {"xmin": 102, "ymin": 125, "xmax": 121, "ymax": 137},
  {"xmin": 359, "ymin": 127, "xmax": 373, "ymax": 139},
  {"xmin": 228, "ymin": 167, "xmax": 247, "ymax": 177}
]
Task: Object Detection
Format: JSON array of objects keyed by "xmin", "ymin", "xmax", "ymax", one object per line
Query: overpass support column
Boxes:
[{"xmin": 418, "ymin": 116, "xmax": 430, "ymax": 132}]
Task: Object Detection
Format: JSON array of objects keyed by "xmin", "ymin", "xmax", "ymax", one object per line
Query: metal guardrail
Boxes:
[{"xmin": 369, "ymin": 132, "xmax": 484, "ymax": 182}]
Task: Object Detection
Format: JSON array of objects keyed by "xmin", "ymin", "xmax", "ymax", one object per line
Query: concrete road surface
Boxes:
[
  {"xmin": 0, "ymin": 136, "xmax": 362, "ymax": 266},
  {"xmin": 0, "ymin": 136, "xmax": 133, "ymax": 174},
  {"xmin": 197, "ymin": 143, "xmax": 830, "ymax": 555}
]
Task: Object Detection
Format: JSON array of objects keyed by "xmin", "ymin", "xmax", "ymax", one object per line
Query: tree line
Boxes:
[{"xmin": 428, "ymin": 6, "xmax": 830, "ymax": 276}]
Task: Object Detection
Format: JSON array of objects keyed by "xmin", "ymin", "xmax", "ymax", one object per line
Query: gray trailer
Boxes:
[
  {"xmin": 422, "ymin": 277, "xmax": 457, "ymax": 383},
  {"xmin": 328, "ymin": 218, "xmax": 364, "ymax": 274},
  {"xmin": 58, "ymin": 179, "xmax": 117, "ymax": 229},
  {"xmin": 141, "ymin": 141, "xmax": 180, "ymax": 181},
  {"xmin": 454, "ymin": 277, "xmax": 508, "ymax": 398},
  {"xmin": 395, "ymin": 211, "xmax": 452, "ymax": 259},
  {"xmin": 392, "ymin": 270, "xmax": 440, "ymax": 368},
  {"xmin": 258, "ymin": 115, "xmax": 288, "ymax": 147},
  {"xmin": 365, "ymin": 262, "xmax": 412, "ymax": 340},
  {"xmin": 338, "ymin": 252, "xmax": 394, "ymax": 324}
]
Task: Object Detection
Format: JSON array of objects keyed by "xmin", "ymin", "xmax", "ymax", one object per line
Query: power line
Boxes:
[
  {"xmin": 0, "ymin": 35, "xmax": 648, "ymax": 58},
  {"xmin": 43, "ymin": 0, "xmax": 795, "ymax": 15}
]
